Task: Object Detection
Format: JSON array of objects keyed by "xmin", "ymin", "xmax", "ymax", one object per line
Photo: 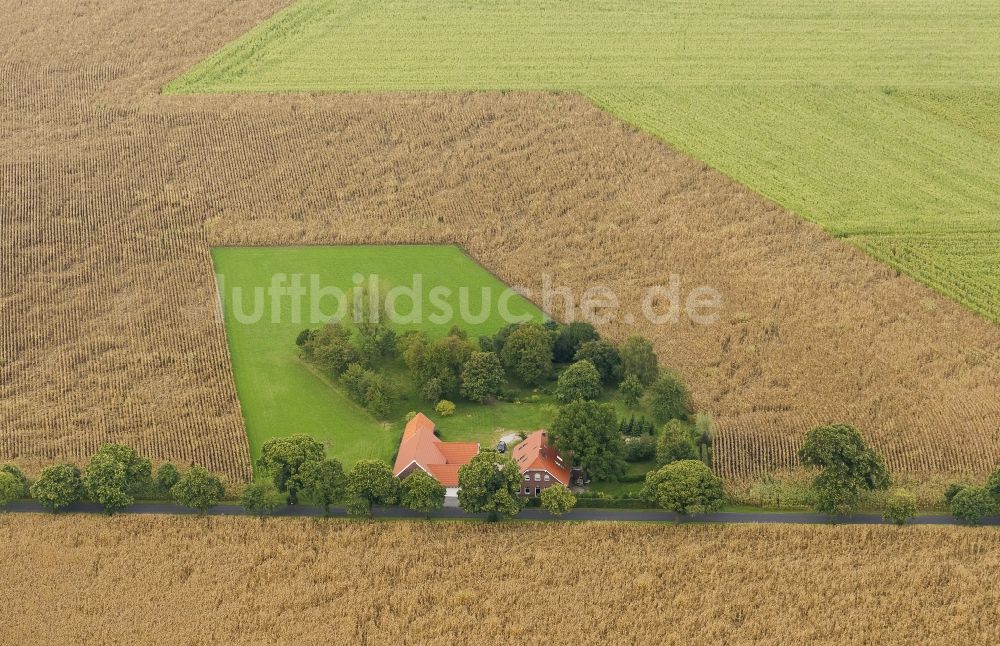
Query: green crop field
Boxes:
[
  {"xmin": 213, "ymin": 245, "xmax": 547, "ymax": 470},
  {"xmin": 172, "ymin": 0, "xmax": 1000, "ymax": 322}
]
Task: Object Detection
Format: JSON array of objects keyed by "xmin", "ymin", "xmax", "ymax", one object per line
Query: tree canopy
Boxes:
[
  {"xmin": 539, "ymin": 484, "xmax": 577, "ymax": 516},
  {"xmin": 619, "ymin": 336, "xmax": 659, "ymax": 386},
  {"xmin": 618, "ymin": 373, "xmax": 644, "ymax": 407},
  {"xmin": 403, "ymin": 331, "xmax": 475, "ymax": 400},
  {"xmin": 799, "ymin": 424, "xmax": 890, "ymax": 517},
  {"xmin": 553, "ymin": 322, "xmax": 599, "ymax": 363},
  {"xmin": 295, "ymin": 458, "xmax": 346, "ymax": 515},
  {"xmin": 0, "ymin": 464, "xmax": 29, "ymax": 499},
  {"xmin": 499, "ymin": 323, "xmax": 554, "ymax": 386},
  {"xmin": 648, "ymin": 372, "xmax": 693, "ymax": 423},
  {"xmin": 30, "ymin": 464, "xmax": 84, "ymax": 513},
  {"xmin": 799, "ymin": 424, "xmax": 890, "ymax": 488},
  {"xmin": 986, "ymin": 467, "xmax": 1000, "ymax": 503},
  {"xmin": 346, "ymin": 460, "xmax": 399, "ymax": 516},
  {"xmin": 457, "ymin": 450, "xmax": 524, "ymax": 521},
  {"xmin": 171, "ymin": 466, "xmax": 225, "ymax": 514},
  {"xmin": 949, "ymin": 486, "xmax": 996, "ymax": 525},
  {"xmin": 656, "ymin": 420, "xmax": 698, "ymax": 466},
  {"xmin": 641, "ymin": 460, "xmax": 725, "ymax": 515},
  {"xmin": 460, "ymin": 351, "xmax": 505, "ymax": 403},
  {"xmin": 240, "ymin": 481, "xmax": 286, "ymax": 517},
  {"xmin": 548, "ymin": 401, "xmax": 625, "ymax": 481},
  {"xmin": 258, "ymin": 434, "xmax": 326, "ymax": 504},
  {"xmin": 574, "ymin": 340, "xmax": 622, "ymax": 385},
  {"xmin": 0, "ymin": 472, "xmax": 22, "ymax": 508},
  {"xmin": 400, "ymin": 470, "xmax": 446, "ymax": 517},
  {"xmin": 83, "ymin": 443, "xmax": 153, "ymax": 514},
  {"xmin": 155, "ymin": 462, "xmax": 181, "ymax": 494},
  {"xmin": 301, "ymin": 322, "xmax": 361, "ymax": 376},
  {"xmin": 555, "ymin": 360, "xmax": 602, "ymax": 403},
  {"xmin": 883, "ymin": 488, "xmax": 917, "ymax": 526}
]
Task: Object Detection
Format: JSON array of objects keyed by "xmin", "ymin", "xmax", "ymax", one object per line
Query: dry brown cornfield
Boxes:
[
  {"xmin": 1, "ymin": 0, "xmax": 999, "ymax": 483},
  {"xmin": 0, "ymin": 514, "xmax": 997, "ymax": 645}
]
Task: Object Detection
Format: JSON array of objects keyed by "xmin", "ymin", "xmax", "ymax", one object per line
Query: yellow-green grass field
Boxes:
[
  {"xmin": 171, "ymin": 0, "xmax": 1000, "ymax": 322},
  {"xmin": 213, "ymin": 245, "xmax": 551, "ymax": 470}
]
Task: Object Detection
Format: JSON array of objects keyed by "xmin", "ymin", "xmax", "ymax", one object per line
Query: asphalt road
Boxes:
[{"xmin": 4, "ymin": 500, "xmax": 998, "ymax": 526}]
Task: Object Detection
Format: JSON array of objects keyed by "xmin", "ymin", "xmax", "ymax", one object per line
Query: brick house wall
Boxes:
[{"xmin": 519, "ymin": 469, "xmax": 560, "ymax": 496}]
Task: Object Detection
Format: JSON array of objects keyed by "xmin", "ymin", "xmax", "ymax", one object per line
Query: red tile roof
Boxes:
[
  {"xmin": 512, "ymin": 430, "xmax": 571, "ymax": 486},
  {"xmin": 392, "ymin": 413, "xmax": 479, "ymax": 488},
  {"xmin": 426, "ymin": 464, "xmax": 464, "ymax": 488}
]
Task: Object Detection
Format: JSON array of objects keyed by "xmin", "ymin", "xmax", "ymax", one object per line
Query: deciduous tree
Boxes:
[
  {"xmin": 648, "ymin": 372, "xmax": 693, "ymax": 423},
  {"xmin": 618, "ymin": 374, "xmax": 644, "ymax": 407},
  {"xmin": 295, "ymin": 458, "xmax": 346, "ymax": 515},
  {"xmin": 0, "ymin": 464, "xmax": 29, "ymax": 498},
  {"xmin": 258, "ymin": 434, "xmax": 326, "ymax": 504},
  {"xmin": 400, "ymin": 470, "xmax": 446, "ymax": 517},
  {"xmin": 574, "ymin": 340, "xmax": 622, "ymax": 385},
  {"xmin": 812, "ymin": 468, "xmax": 862, "ymax": 517},
  {"xmin": 405, "ymin": 332, "xmax": 474, "ymax": 400},
  {"xmin": 800, "ymin": 424, "xmax": 890, "ymax": 517},
  {"xmin": 457, "ymin": 450, "xmax": 524, "ymax": 521},
  {"xmin": 539, "ymin": 484, "xmax": 576, "ymax": 516},
  {"xmin": 155, "ymin": 462, "xmax": 181, "ymax": 494},
  {"xmin": 499, "ymin": 323, "xmax": 554, "ymax": 386},
  {"xmin": 460, "ymin": 351, "xmax": 505, "ymax": 403},
  {"xmin": 555, "ymin": 360, "xmax": 602, "ymax": 403},
  {"xmin": 356, "ymin": 321, "xmax": 396, "ymax": 364},
  {"xmin": 656, "ymin": 420, "xmax": 698, "ymax": 466},
  {"xmin": 0, "ymin": 472, "xmax": 22, "ymax": 509},
  {"xmin": 949, "ymin": 486, "xmax": 995, "ymax": 525},
  {"xmin": 30, "ymin": 464, "xmax": 83, "ymax": 513},
  {"xmin": 986, "ymin": 468, "xmax": 1000, "ymax": 504},
  {"xmin": 619, "ymin": 336, "xmax": 659, "ymax": 386},
  {"xmin": 553, "ymin": 322, "xmax": 599, "ymax": 363},
  {"xmin": 84, "ymin": 444, "xmax": 152, "ymax": 514},
  {"xmin": 346, "ymin": 460, "xmax": 399, "ymax": 516},
  {"xmin": 641, "ymin": 460, "xmax": 725, "ymax": 515},
  {"xmin": 548, "ymin": 401, "xmax": 625, "ymax": 481},
  {"xmin": 435, "ymin": 400, "xmax": 456, "ymax": 416},
  {"xmin": 241, "ymin": 481, "xmax": 286, "ymax": 517},
  {"xmin": 883, "ymin": 488, "xmax": 917, "ymax": 526},
  {"xmin": 171, "ymin": 466, "xmax": 225, "ymax": 514},
  {"xmin": 302, "ymin": 322, "xmax": 361, "ymax": 376}
]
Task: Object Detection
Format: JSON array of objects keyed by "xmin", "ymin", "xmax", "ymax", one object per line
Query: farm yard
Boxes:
[
  {"xmin": 3, "ymin": 515, "xmax": 1000, "ymax": 644},
  {"xmin": 214, "ymin": 245, "xmax": 545, "ymax": 467},
  {"xmin": 1, "ymin": 0, "xmax": 999, "ymax": 486},
  {"xmin": 169, "ymin": 0, "xmax": 1000, "ymax": 324}
]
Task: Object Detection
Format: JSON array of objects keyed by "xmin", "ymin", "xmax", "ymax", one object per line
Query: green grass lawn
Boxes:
[
  {"xmin": 589, "ymin": 460, "xmax": 656, "ymax": 498},
  {"xmin": 174, "ymin": 0, "xmax": 1000, "ymax": 322},
  {"xmin": 213, "ymin": 245, "xmax": 546, "ymax": 470},
  {"xmin": 368, "ymin": 360, "xmax": 561, "ymax": 447}
]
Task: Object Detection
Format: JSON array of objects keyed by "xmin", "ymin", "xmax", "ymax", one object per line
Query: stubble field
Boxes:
[
  {"xmin": 1, "ymin": 515, "xmax": 998, "ymax": 645},
  {"xmin": 1, "ymin": 0, "xmax": 999, "ymax": 484}
]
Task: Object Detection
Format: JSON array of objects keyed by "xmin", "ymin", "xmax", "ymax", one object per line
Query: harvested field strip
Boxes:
[{"xmin": 2, "ymin": 515, "xmax": 999, "ymax": 644}]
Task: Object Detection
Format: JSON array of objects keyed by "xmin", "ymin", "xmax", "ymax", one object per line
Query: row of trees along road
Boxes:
[
  {"xmin": 4, "ymin": 430, "xmax": 996, "ymax": 523},
  {"xmin": 0, "ymin": 446, "xmax": 225, "ymax": 515}
]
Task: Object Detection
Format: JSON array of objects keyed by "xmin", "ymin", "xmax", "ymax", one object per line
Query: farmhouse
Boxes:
[
  {"xmin": 512, "ymin": 430, "xmax": 570, "ymax": 496},
  {"xmin": 392, "ymin": 413, "xmax": 479, "ymax": 498}
]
